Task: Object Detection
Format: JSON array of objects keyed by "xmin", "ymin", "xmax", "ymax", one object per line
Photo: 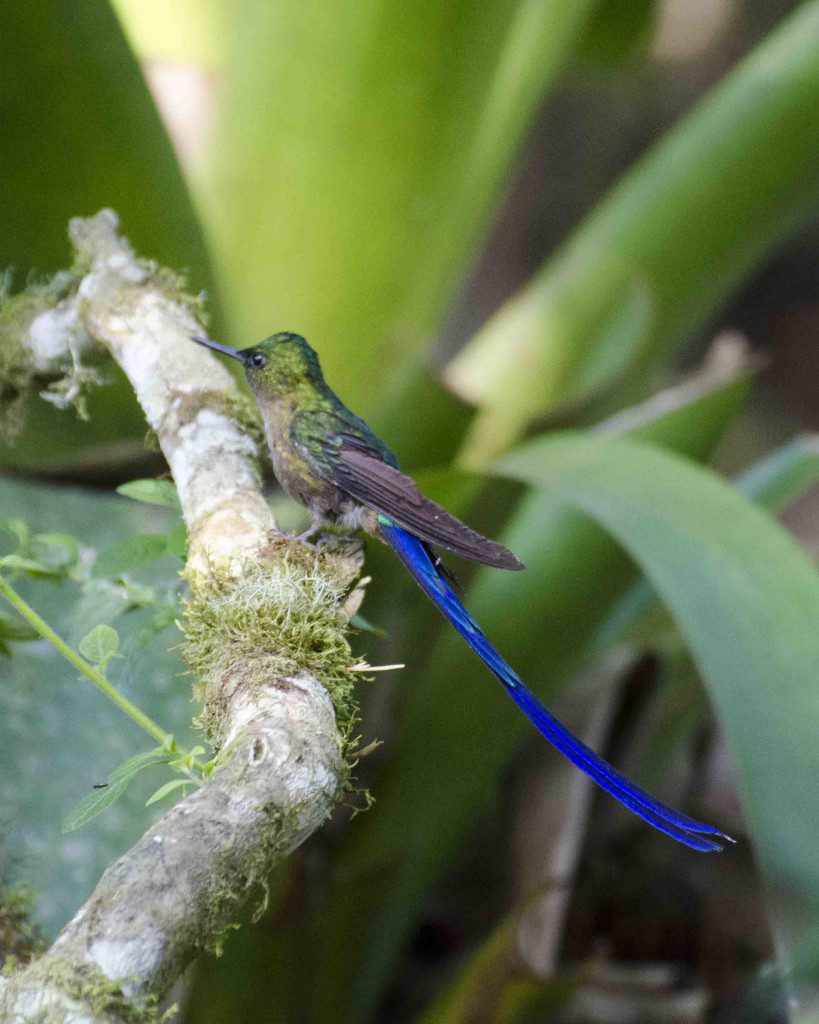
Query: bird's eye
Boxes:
[{"xmin": 250, "ymin": 352, "xmax": 267, "ymax": 369}]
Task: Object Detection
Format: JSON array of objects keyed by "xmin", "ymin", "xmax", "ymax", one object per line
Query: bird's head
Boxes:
[{"xmin": 192, "ymin": 331, "xmax": 324, "ymax": 399}]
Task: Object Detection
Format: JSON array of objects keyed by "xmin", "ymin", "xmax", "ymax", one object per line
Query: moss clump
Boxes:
[
  {"xmin": 0, "ymin": 956, "xmax": 172, "ymax": 1023},
  {"xmin": 0, "ymin": 268, "xmax": 98, "ymax": 441},
  {"xmin": 146, "ymin": 262, "xmax": 209, "ymax": 327},
  {"xmin": 183, "ymin": 538, "xmax": 359, "ymax": 751},
  {"xmin": 0, "ymin": 888, "xmax": 45, "ymax": 966}
]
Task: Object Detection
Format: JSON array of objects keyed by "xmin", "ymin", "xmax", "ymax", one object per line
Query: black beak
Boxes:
[{"xmin": 191, "ymin": 336, "xmax": 245, "ymax": 363}]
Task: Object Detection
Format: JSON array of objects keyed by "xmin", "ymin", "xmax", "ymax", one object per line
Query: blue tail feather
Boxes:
[{"xmin": 379, "ymin": 519, "xmax": 732, "ymax": 853}]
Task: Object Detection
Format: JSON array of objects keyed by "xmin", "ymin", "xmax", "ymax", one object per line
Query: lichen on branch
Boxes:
[{"xmin": 0, "ymin": 210, "xmax": 366, "ymax": 1022}]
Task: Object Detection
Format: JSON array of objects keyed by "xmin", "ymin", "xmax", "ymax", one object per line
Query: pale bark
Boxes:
[{"xmin": 0, "ymin": 211, "xmax": 362, "ymax": 1022}]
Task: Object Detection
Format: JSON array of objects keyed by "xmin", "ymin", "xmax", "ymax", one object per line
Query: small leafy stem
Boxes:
[{"xmin": 0, "ymin": 571, "xmax": 205, "ymax": 775}]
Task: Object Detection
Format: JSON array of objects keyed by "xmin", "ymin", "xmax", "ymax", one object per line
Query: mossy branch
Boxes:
[{"xmin": 0, "ymin": 211, "xmax": 366, "ymax": 1022}]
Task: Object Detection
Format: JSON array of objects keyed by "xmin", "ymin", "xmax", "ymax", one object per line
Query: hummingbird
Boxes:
[{"xmin": 193, "ymin": 332, "xmax": 731, "ymax": 852}]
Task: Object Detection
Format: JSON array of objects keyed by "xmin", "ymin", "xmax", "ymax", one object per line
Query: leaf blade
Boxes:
[
  {"xmin": 78, "ymin": 624, "xmax": 120, "ymax": 665},
  {"xmin": 497, "ymin": 433, "xmax": 819, "ymax": 938},
  {"xmin": 116, "ymin": 479, "xmax": 181, "ymax": 510}
]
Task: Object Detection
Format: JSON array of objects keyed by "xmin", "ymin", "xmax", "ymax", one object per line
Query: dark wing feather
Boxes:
[
  {"xmin": 290, "ymin": 407, "xmax": 524, "ymax": 570},
  {"xmin": 337, "ymin": 448, "xmax": 525, "ymax": 570}
]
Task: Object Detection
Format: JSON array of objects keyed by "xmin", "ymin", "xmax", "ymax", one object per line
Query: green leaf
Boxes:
[
  {"xmin": 0, "ymin": 3, "xmax": 214, "ymax": 475},
  {"xmin": 0, "ymin": 612, "xmax": 39, "ymax": 644},
  {"xmin": 30, "ymin": 533, "xmax": 80, "ymax": 574},
  {"xmin": 165, "ymin": 522, "xmax": 188, "ymax": 562},
  {"xmin": 578, "ymin": 0, "xmax": 656, "ymax": 65},
  {"xmin": 0, "ymin": 553, "xmax": 61, "ymax": 578},
  {"xmin": 497, "ymin": 433, "xmax": 819, "ymax": 969},
  {"xmin": 62, "ymin": 747, "xmax": 168, "ymax": 832},
  {"xmin": 0, "ymin": 475, "xmax": 197, "ymax": 937},
  {"xmin": 145, "ymin": 778, "xmax": 189, "ymax": 807},
  {"xmin": 201, "ymin": 0, "xmax": 596, "ymax": 440},
  {"xmin": 736, "ymin": 433, "xmax": 819, "ymax": 512},
  {"xmin": 447, "ymin": 2, "xmax": 819, "ymax": 464},
  {"xmin": 62, "ymin": 778, "xmax": 132, "ymax": 833},
  {"xmin": 78, "ymin": 624, "xmax": 120, "ymax": 665},
  {"xmin": 116, "ymin": 479, "xmax": 181, "ymax": 510},
  {"xmin": 92, "ymin": 534, "xmax": 171, "ymax": 578},
  {"xmin": 591, "ymin": 433, "xmax": 819, "ymax": 656},
  {"xmin": 107, "ymin": 746, "xmax": 169, "ymax": 786},
  {"xmin": 0, "ymin": 518, "xmax": 30, "ymax": 548},
  {"xmin": 111, "ymin": 0, "xmax": 228, "ymax": 68}
]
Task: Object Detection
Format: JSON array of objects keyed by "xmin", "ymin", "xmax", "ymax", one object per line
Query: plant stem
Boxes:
[{"xmin": 0, "ymin": 572, "xmax": 176, "ymax": 752}]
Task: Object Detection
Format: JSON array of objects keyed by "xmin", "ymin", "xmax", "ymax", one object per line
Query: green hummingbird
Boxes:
[{"xmin": 192, "ymin": 331, "xmax": 731, "ymax": 853}]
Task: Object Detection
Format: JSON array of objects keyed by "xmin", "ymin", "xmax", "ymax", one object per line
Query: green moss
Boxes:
[
  {"xmin": 0, "ymin": 888, "xmax": 45, "ymax": 966},
  {"xmin": 0, "ymin": 956, "xmax": 172, "ymax": 1023},
  {"xmin": 145, "ymin": 261, "xmax": 210, "ymax": 328},
  {"xmin": 0, "ymin": 269, "xmax": 93, "ymax": 441},
  {"xmin": 183, "ymin": 539, "xmax": 359, "ymax": 752}
]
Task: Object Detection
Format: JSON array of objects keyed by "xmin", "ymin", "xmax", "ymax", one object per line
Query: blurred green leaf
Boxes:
[
  {"xmin": 0, "ymin": 476, "xmax": 195, "ymax": 937},
  {"xmin": 30, "ymin": 533, "xmax": 80, "ymax": 574},
  {"xmin": 349, "ymin": 615, "xmax": 387, "ymax": 639},
  {"xmin": 592, "ymin": 433, "xmax": 819, "ymax": 656},
  {"xmin": 78, "ymin": 624, "xmax": 120, "ymax": 666},
  {"xmin": 447, "ymin": 2, "xmax": 819, "ymax": 465},
  {"xmin": 0, "ymin": 612, "xmax": 39, "ymax": 646},
  {"xmin": 165, "ymin": 522, "xmax": 189, "ymax": 562},
  {"xmin": 303, "ymin": 358, "xmax": 751, "ymax": 1023},
  {"xmin": 92, "ymin": 534, "xmax": 172, "ymax": 578},
  {"xmin": 201, "ymin": 0, "xmax": 597, "ymax": 440},
  {"xmin": 107, "ymin": 746, "xmax": 169, "ymax": 786},
  {"xmin": 62, "ymin": 746, "xmax": 168, "ymax": 833},
  {"xmin": 735, "ymin": 433, "xmax": 819, "ymax": 513},
  {"xmin": 111, "ymin": 0, "xmax": 228, "ymax": 69},
  {"xmin": 415, "ymin": 911, "xmax": 573, "ymax": 1024},
  {"xmin": 61, "ymin": 778, "xmax": 133, "ymax": 835},
  {"xmin": 0, "ymin": 554, "xmax": 63, "ymax": 579},
  {"xmin": 498, "ymin": 433, "xmax": 819, "ymax": 980},
  {"xmin": 578, "ymin": 0, "xmax": 656, "ymax": 65},
  {"xmin": 0, "ymin": 1, "xmax": 213, "ymax": 472},
  {"xmin": 116, "ymin": 479, "xmax": 181, "ymax": 511},
  {"xmin": 145, "ymin": 777, "xmax": 188, "ymax": 807}
]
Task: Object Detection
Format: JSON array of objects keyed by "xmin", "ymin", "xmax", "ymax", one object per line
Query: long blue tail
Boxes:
[{"xmin": 379, "ymin": 519, "xmax": 732, "ymax": 853}]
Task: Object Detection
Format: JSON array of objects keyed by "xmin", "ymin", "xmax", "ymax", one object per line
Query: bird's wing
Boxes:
[{"xmin": 292, "ymin": 411, "xmax": 524, "ymax": 571}]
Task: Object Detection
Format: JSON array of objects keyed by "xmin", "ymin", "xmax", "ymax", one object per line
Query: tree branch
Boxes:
[{"xmin": 0, "ymin": 211, "xmax": 364, "ymax": 1021}]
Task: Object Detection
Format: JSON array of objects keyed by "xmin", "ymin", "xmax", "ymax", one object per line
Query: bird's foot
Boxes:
[{"xmin": 289, "ymin": 516, "xmax": 325, "ymax": 547}]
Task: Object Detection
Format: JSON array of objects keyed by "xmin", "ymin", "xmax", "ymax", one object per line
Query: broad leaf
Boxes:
[
  {"xmin": 62, "ymin": 778, "xmax": 134, "ymax": 834},
  {"xmin": 446, "ymin": 2, "xmax": 819, "ymax": 464},
  {"xmin": 200, "ymin": 0, "xmax": 597, "ymax": 446},
  {"xmin": 0, "ymin": 1, "xmax": 213, "ymax": 473},
  {"xmin": 62, "ymin": 746, "xmax": 168, "ymax": 832},
  {"xmin": 497, "ymin": 433, "xmax": 819, "ymax": 981},
  {"xmin": 92, "ymin": 533, "xmax": 173, "ymax": 578}
]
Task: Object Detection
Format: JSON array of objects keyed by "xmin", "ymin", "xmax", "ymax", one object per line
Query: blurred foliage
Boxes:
[
  {"xmin": 447, "ymin": 2, "xmax": 819, "ymax": 464},
  {"xmin": 0, "ymin": 1, "xmax": 817, "ymax": 1021},
  {"xmin": 198, "ymin": 0, "xmax": 597, "ymax": 437},
  {"xmin": 499, "ymin": 435, "xmax": 819, "ymax": 956},
  {"xmin": 0, "ymin": 1, "xmax": 214, "ymax": 473},
  {"xmin": 0, "ymin": 477, "xmax": 194, "ymax": 938}
]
